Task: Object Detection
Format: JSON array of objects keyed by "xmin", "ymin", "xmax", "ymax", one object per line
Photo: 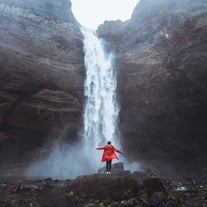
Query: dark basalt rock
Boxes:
[
  {"xmin": 68, "ymin": 174, "xmax": 139, "ymax": 201},
  {"xmin": 142, "ymin": 178, "xmax": 167, "ymax": 205},
  {"xmin": 97, "ymin": 0, "xmax": 207, "ymax": 176},
  {"xmin": 98, "ymin": 162, "xmax": 125, "ymax": 174},
  {"xmin": 0, "ymin": 175, "xmax": 206, "ymax": 207},
  {"xmin": 0, "ymin": 0, "xmax": 84, "ymax": 174}
]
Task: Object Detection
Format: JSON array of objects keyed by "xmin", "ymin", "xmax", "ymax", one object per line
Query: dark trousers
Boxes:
[{"xmin": 106, "ymin": 160, "xmax": 112, "ymax": 172}]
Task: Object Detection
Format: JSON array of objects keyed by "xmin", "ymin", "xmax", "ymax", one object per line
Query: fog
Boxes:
[
  {"xmin": 26, "ymin": 142, "xmax": 94, "ymax": 179},
  {"xmin": 70, "ymin": 0, "xmax": 140, "ymax": 29},
  {"xmin": 26, "ymin": 140, "xmax": 141, "ymax": 179}
]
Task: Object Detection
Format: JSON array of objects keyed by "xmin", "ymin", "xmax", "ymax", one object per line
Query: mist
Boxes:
[
  {"xmin": 0, "ymin": 0, "xmax": 73, "ymax": 23},
  {"xmin": 26, "ymin": 140, "xmax": 141, "ymax": 179},
  {"xmin": 26, "ymin": 141, "xmax": 94, "ymax": 179}
]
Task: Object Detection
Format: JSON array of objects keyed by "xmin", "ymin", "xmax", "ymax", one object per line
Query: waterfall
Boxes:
[
  {"xmin": 26, "ymin": 27, "xmax": 128, "ymax": 179},
  {"xmin": 81, "ymin": 27, "xmax": 120, "ymax": 170}
]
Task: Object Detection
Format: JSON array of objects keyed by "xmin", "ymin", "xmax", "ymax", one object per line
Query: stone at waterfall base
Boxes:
[{"xmin": 97, "ymin": 162, "xmax": 130, "ymax": 175}]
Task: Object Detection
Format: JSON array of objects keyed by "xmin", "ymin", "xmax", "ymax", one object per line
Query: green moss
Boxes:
[
  {"xmin": 126, "ymin": 198, "xmax": 134, "ymax": 206},
  {"xmin": 65, "ymin": 190, "xmax": 74, "ymax": 197},
  {"xmin": 121, "ymin": 200, "xmax": 128, "ymax": 206},
  {"xmin": 11, "ymin": 199, "xmax": 18, "ymax": 207},
  {"xmin": 112, "ymin": 202, "xmax": 119, "ymax": 207},
  {"xmin": 94, "ymin": 199, "xmax": 100, "ymax": 204},
  {"xmin": 98, "ymin": 203, "xmax": 105, "ymax": 207},
  {"xmin": 122, "ymin": 189, "xmax": 132, "ymax": 198},
  {"xmin": 120, "ymin": 198, "xmax": 137, "ymax": 207}
]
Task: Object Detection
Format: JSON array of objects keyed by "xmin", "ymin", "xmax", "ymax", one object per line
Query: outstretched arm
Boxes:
[
  {"xmin": 96, "ymin": 146, "xmax": 105, "ymax": 150},
  {"xmin": 115, "ymin": 148, "xmax": 123, "ymax": 154}
]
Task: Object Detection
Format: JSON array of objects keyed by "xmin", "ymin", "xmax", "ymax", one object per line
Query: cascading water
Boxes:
[{"xmin": 81, "ymin": 27, "xmax": 121, "ymax": 170}]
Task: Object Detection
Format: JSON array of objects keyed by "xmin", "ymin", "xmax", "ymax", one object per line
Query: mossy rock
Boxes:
[
  {"xmin": 142, "ymin": 178, "xmax": 167, "ymax": 196},
  {"xmin": 142, "ymin": 177, "xmax": 167, "ymax": 205},
  {"xmin": 68, "ymin": 174, "xmax": 140, "ymax": 201},
  {"xmin": 165, "ymin": 200, "xmax": 180, "ymax": 207}
]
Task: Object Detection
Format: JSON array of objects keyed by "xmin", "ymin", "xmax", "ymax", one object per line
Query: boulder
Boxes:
[
  {"xmin": 141, "ymin": 178, "xmax": 168, "ymax": 206},
  {"xmin": 68, "ymin": 174, "xmax": 139, "ymax": 201},
  {"xmin": 98, "ymin": 162, "xmax": 125, "ymax": 174}
]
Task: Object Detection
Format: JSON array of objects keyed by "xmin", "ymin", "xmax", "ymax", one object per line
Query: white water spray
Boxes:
[{"xmin": 81, "ymin": 27, "xmax": 120, "ymax": 171}]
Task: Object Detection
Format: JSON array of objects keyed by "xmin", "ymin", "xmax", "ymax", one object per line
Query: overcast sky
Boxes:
[{"xmin": 70, "ymin": 0, "xmax": 140, "ymax": 29}]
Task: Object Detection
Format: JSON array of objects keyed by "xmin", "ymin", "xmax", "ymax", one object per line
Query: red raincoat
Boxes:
[{"xmin": 96, "ymin": 144, "xmax": 123, "ymax": 162}]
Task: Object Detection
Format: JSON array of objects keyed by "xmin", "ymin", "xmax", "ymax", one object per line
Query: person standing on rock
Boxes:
[{"xmin": 96, "ymin": 141, "xmax": 123, "ymax": 174}]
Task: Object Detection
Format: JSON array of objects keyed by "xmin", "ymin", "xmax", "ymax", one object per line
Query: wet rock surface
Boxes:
[
  {"xmin": 0, "ymin": 0, "xmax": 84, "ymax": 174},
  {"xmin": 0, "ymin": 175, "xmax": 206, "ymax": 207},
  {"xmin": 98, "ymin": 162, "xmax": 125, "ymax": 174},
  {"xmin": 97, "ymin": 0, "xmax": 207, "ymax": 176}
]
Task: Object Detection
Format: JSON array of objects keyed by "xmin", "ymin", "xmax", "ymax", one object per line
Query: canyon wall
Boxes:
[
  {"xmin": 0, "ymin": 0, "xmax": 84, "ymax": 173},
  {"xmin": 98, "ymin": 0, "xmax": 207, "ymax": 176}
]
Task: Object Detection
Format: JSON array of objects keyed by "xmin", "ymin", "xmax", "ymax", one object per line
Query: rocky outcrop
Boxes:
[
  {"xmin": 98, "ymin": 0, "xmax": 207, "ymax": 176},
  {"xmin": 98, "ymin": 162, "xmax": 130, "ymax": 175},
  {"xmin": 0, "ymin": 0, "xmax": 84, "ymax": 172},
  {"xmin": 1, "ymin": 175, "xmax": 206, "ymax": 207},
  {"xmin": 68, "ymin": 174, "xmax": 139, "ymax": 202}
]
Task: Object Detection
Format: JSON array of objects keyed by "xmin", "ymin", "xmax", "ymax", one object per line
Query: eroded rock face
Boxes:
[
  {"xmin": 0, "ymin": 0, "xmax": 84, "ymax": 172},
  {"xmin": 98, "ymin": 0, "xmax": 207, "ymax": 176}
]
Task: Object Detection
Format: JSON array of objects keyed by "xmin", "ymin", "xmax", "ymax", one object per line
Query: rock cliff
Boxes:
[
  {"xmin": 98, "ymin": 0, "xmax": 207, "ymax": 176},
  {"xmin": 0, "ymin": 0, "xmax": 84, "ymax": 173}
]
